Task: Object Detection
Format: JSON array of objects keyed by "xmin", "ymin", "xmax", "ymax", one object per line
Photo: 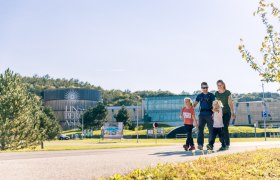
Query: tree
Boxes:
[
  {"xmin": 82, "ymin": 102, "xmax": 108, "ymax": 130},
  {"xmin": 38, "ymin": 106, "xmax": 61, "ymax": 149},
  {"xmin": 239, "ymin": 0, "xmax": 280, "ymax": 84},
  {"xmin": 0, "ymin": 69, "xmax": 41, "ymax": 150},
  {"xmin": 114, "ymin": 106, "xmax": 131, "ymax": 129}
]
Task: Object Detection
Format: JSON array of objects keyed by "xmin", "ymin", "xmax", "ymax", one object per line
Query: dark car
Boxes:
[{"xmin": 59, "ymin": 134, "xmax": 70, "ymax": 140}]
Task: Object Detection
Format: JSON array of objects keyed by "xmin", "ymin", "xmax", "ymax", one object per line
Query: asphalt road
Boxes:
[{"xmin": 0, "ymin": 141, "xmax": 280, "ymax": 180}]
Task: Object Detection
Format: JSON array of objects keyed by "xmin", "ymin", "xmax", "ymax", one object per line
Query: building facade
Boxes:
[
  {"xmin": 105, "ymin": 106, "xmax": 143, "ymax": 124},
  {"xmin": 44, "ymin": 88, "xmax": 102, "ymax": 130},
  {"xmin": 144, "ymin": 95, "xmax": 198, "ymax": 127},
  {"xmin": 144, "ymin": 96, "xmax": 280, "ymax": 127}
]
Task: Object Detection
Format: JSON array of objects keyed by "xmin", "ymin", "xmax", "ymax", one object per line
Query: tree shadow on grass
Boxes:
[{"xmin": 150, "ymin": 150, "xmax": 216, "ymax": 157}]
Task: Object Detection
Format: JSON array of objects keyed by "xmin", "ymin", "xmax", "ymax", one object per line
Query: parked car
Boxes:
[{"xmin": 59, "ymin": 134, "xmax": 70, "ymax": 140}]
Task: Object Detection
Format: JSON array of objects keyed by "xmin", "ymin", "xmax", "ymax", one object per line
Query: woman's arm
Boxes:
[{"xmin": 228, "ymin": 95, "xmax": 236, "ymax": 119}]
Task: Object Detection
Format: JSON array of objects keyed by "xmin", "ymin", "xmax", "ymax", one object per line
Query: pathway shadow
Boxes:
[{"xmin": 150, "ymin": 150, "xmax": 216, "ymax": 157}]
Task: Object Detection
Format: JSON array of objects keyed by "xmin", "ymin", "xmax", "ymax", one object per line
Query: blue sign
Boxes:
[{"xmin": 262, "ymin": 111, "xmax": 267, "ymax": 118}]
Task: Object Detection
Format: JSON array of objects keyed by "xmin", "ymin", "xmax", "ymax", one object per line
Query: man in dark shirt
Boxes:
[{"xmin": 193, "ymin": 82, "xmax": 215, "ymax": 150}]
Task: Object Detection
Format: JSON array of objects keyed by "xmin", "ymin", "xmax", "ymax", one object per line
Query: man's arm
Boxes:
[{"xmin": 193, "ymin": 101, "xmax": 199, "ymax": 108}]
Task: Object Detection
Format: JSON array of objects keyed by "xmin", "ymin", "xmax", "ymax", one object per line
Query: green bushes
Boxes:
[{"xmin": 107, "ymin": 149, "xmax": 280, "ymax": 180}]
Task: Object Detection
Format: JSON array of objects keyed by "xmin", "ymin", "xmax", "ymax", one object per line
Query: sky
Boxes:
[{"xmin": 0, "ymin": 0, "xmax": 279, "ymax": 94}]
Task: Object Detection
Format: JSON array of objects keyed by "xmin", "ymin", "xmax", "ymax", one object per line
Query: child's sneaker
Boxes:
[
  {"xmin": 219, "ymin": 146, "xmax": 227, "ymax": 151},
  {"xmin": 197, "ymin": 145, "xmax": 203, "ymax": 150},
  {"xmin": 206, "ymin": 144, "xmax": 213, "ymax": 150},
  {"xmin": 183, "ymin": 144, "xmax": 189, "ymax": 151},
  {"xmin": 189, "ymin": 145, "xmax": 195, "ymax": 151}
]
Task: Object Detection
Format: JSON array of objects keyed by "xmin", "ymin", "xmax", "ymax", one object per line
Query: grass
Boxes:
[
  {"xmin": 105, "ymin": 148, "xmax": 280, "ymax": 180},
  {"xmin": 2, "ymin": 138, "xmax": 280, "ymax": 152},
  {"xmin": 63, "ymin": 126, "xmax": 280, "ymax": 136}
]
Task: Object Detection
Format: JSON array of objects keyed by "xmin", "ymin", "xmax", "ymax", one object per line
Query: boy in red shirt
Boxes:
[{"xmin": 180, "ymin": 97, "xmax": 198, "ymax": 151}]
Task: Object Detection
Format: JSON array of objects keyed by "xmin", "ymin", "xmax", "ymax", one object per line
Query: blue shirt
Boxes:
[{"xmin": 195, "ymin": 93, "xmax": 215, "ymax": 116}]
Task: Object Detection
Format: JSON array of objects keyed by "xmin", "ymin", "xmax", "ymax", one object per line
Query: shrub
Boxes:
[{"xmin": 106, "ymin": 149, "xmax": 280, "ymax": 179}]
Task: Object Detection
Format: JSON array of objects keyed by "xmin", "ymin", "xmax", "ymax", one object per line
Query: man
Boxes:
[{"xmin": 193, "ymin": 82, "xmax": 215, "ymax": 150}]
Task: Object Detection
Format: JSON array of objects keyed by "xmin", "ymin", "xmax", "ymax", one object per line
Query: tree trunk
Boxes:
[{"xmin": 41, "ymin": 141, "xmax": 44, "ymax": 149}]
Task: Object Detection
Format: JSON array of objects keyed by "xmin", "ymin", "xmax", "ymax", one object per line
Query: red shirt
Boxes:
[{"xmin": 181, "ymin": 107, "xmax": 195, "ymax": 125}]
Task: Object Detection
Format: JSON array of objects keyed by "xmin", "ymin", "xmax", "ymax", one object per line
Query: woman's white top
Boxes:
[{"xmin": 213, "ymin": 108, "xmax": 224, "ymax": 128}]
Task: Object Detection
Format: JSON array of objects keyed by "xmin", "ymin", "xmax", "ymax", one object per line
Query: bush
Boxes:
[{"xmin": 107, "ymin": 149, "xmax": 280, "ymax": 179}]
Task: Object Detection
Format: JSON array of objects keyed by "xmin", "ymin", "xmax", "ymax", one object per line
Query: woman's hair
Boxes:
[
  {"xmin": 213, "ymin": 100, "xmax": 223, "ymax": 111},
  {"xmin": 217, "ymin": 80, "xmax": 226, "ymax": 90},
  {"xmin": 184, "ymin": 97, "xmax": 193, "ymax": 107}
]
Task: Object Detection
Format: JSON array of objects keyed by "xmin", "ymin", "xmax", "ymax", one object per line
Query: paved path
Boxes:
[{"xmin": 0, "ymin": 141, "xmax": 280, "ymax": 180}]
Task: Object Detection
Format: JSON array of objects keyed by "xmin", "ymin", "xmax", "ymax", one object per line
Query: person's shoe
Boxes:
[
  {"xmin": 183, "ymin": 144, "xmax": 189, "ymax": 151},
  {"xmin": 189, "ymin": 145, "xmax": 196, "ymax": 151},
  {"xmin": 219, "ymin": 146, "xmax": 227, "ymax": 151},
  {"xmin": 225, "ymin": 145, "xmax": 229, "ymax": 150},
  {"xmin": 197, "ymin": 145, "xmax": 203, "ymax": 150},
  {"xmin": 206, "ymin": 144, "xmax": 213, "ymax": 150}
]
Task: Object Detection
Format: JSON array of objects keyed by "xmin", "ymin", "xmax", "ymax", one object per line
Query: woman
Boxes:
[{"xmin": 215, "ymin": 80, "xmax": 236, "ymax": 150}]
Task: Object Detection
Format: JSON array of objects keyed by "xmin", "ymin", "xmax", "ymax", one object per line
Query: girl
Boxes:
[
  {"xmin": 180, "ymin": 97, "xmax": 198, "ymax": 151},
  {"xmin": 207, "ymin": 100, "xmax": 226, "ymax": 151}
]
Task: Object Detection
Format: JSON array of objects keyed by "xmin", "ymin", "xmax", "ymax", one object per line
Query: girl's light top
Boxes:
[{"xmin": 213, "ymin": 108, "xmax": 224, "ymax": 128}]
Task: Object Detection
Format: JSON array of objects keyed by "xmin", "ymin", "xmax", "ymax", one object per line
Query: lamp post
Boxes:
[
  {"xmin": 136, "ymin": 96, "xmax": 141, "ymax": 143},
  {"xmin": 262, "ymin": 83, "xmax": 267, "ymax": 141},
  {"xmin": 79, "ymin": 107, "xmax": 85, "ymax": 138}
]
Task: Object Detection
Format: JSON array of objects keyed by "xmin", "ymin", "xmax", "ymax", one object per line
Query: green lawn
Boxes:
[
  {"xmin": 2, "ymin": 138, "xmax": 280, "ymax": 152},
  {"xmin": 63, "ymin": 126, "xmax": 280, "ymax": 136},
  {"xmin": 105, "ymin": 148, "xmax": 280, "ymax": 179}
]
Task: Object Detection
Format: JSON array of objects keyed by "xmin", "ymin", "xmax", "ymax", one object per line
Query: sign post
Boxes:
[
  {"xmin": 153, "ymin": 122, "xmax": 158, "ymax": 144},
  {"xmin": 254, "ymin": 122, "xmax": 257, "ymax": 138},
  {"xmin": 103, "ymin": 122, "xmax": 124, "ymax": 139},
  {"xmin": 262, "ymin": 110, "xmax": 267, "ymax": 141}
]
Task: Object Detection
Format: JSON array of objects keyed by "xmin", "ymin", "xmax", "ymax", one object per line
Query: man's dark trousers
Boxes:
[{"xmin": 197, "ymin": 115, "xmax": 213, "ymax": 146}]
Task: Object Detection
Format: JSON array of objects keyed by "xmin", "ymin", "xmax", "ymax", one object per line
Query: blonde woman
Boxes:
[
  {"xmin": 207, "ymin": 100, "xmax": 226, "ymax": 151},
  {"xmin": 180, "ymin": 97, "xmax": 198, "ymax": 151},
  {"xmin": 215, "ymin": 80, "xmax": 235, "ymax": 149}
]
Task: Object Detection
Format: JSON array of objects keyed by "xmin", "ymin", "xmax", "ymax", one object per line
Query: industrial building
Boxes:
[
  {"xmin": 43, "ymin": 89, "xmax": 280, "ymax": 130},
  {"xmin": 144, "ymin": 96, "xmax": 280, "ymax": 127},
  {"xmin": 44, "ymin": 88, "xmax": 102, "ymax": 129}
]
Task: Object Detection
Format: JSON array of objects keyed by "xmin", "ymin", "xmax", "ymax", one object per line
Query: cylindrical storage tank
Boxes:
[{"xmin": 43, "ymin": 88, "xmax": 102, "ymax": 130}]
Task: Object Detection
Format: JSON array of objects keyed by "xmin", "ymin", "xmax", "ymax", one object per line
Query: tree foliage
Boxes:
[
  {"xmin": 40, "ymin": 106, "xmax": 61, "ymax": 140},
  {"xmin": 114, "ymin": 106, "xmax": 131, "ymax": 129},
  {"xmin": 0, "ymin": 69, "xmax": 61, "ymax": 150},
  {"xmin": 82, "ymin": 102, "xmax": 108, "ymax": 130},
  {"xmin": 0, "ymin": 69, "xmax": 41, "ymax": 150},
  {"xmin": 239, "ymin": 0, "xmax": 280, "ymax": 83}
]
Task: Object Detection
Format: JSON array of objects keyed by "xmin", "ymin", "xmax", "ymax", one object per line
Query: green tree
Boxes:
[
  {"xmin": 239, "ymin": 0, "xmax": 280, "ymax": 83},
  {"xmin": 114, "ymin": 106, "xmax": 131, "ymax": 129},
  {"xmin": 82, "ymin": 102, "xmax": 108, "ymax": 130},
  {"xmin": 38, "ymin": 106, "xmax": 61, "ymax": 149},
  {"xmin": 0, "ymin": 69, "xmax": 41, "ymax": 150}
]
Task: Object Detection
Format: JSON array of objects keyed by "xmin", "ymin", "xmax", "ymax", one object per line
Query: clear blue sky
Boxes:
[{"xmin": 0, "ymin": 0, "xmax": 279, "ymax": 94}]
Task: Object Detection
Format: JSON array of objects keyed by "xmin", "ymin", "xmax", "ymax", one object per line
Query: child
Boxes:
[
  {"xmin": 180, "ymin": 97, "xmax": 198, "ymax": 151},
  {"xmin": 207, "ymin": 100, "xmax": 226, "ymax": 151}
]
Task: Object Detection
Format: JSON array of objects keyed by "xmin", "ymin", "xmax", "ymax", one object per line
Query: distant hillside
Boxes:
[
  {"xmin": 233, "ymin": 92, "xmax": 280, "ymax": 102},
  {"xmin": 21, "ymin": 75, "xmax": 280, "ymax": 106},
  {"xmin": 21, "ymin": 75, "xmax": 174, "ymax": 106}
]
